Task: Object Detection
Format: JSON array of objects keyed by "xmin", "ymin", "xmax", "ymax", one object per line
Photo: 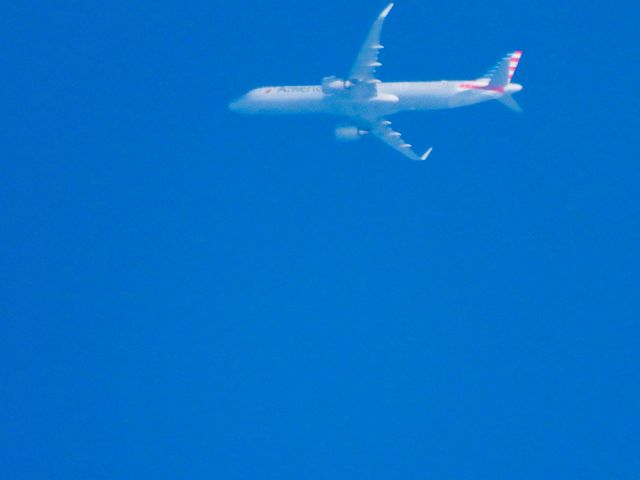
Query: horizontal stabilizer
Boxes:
[{"xmin": 497, "ymin": 94, "xmax": 523, "ymax": 113}]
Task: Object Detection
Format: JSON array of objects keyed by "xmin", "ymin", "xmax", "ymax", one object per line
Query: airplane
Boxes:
[{"xmin": 229, "ymin": 3, "xmax": 523, "ymax": 161}]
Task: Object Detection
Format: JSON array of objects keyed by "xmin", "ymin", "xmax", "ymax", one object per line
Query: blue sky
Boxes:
[{"xmin": 1, "ymin": 1, "xmax": 638, "ymax": 479}]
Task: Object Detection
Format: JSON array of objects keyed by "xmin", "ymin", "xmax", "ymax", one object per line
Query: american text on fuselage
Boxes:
[{"xmin": 228, "ymin": 3, "xmax": 524, "ymax": 160}]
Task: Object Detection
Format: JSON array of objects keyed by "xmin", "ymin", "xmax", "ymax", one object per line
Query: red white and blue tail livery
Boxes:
[
  {"xmin": 484, "ymin": 50, "xmax": 523, "ymax": 89},
  {"xmin": 230, "ymin": 3, "xmax": 525, "ymax": 160}
]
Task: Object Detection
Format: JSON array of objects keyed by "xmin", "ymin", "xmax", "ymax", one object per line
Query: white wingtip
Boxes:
[
  {"xmin": 380, "ymin": 3, "xmax": 394, "ymax": 18},
  {"xmin": 420, "ymin": 147, "xmax": 433, "ymax": 161}
]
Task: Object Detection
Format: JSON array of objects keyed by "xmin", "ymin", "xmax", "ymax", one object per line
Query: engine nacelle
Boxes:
[
  {"xmin": 322, "ymin": 76, "xmax": 353, "ymax": 95},
  {"xmin": 335, "ymin": 124, "xmax": 368, "ymax": 142}
]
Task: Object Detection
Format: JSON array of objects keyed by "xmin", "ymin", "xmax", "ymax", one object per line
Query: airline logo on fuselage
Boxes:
[{"xmin": 270, "ymin": 86, "xmax": 322, "ymax": 93}]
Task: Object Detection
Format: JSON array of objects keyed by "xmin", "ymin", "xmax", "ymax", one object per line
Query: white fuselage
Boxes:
[{"xmin": 229, "ymin": 81, "xmax": 523, "ymax": 118}]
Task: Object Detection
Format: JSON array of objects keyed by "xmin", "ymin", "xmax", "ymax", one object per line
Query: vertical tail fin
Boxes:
[{"xmin": 482, "ymin": 51, "xmax": 523, "ymax": 89}]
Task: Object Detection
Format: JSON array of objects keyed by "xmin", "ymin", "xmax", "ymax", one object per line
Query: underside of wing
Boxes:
[
  {"xmin": 349, "ymin": 3, "xmax": 394, "ymax": 83},
  {"xmin": 369, "ymin": 120, "xmax": 433, "ymax": 161}
]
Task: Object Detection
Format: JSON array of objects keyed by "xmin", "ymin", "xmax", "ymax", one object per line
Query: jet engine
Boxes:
[
  {"xmin": 335, "ymin": 124, "xmax": 368, "ymax": 141},
  {"xmin": 322, "ymin": 76, "xmax": 354, "ymax": 95}
]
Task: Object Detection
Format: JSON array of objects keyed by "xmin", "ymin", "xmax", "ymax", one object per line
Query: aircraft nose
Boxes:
[
  {"xmin": 228, "ymin": 97, "xmax": 243, "ymax": 112},
  {"xmin": 229, "ymin": 94, "xmax": 252, "ymax": 112}
]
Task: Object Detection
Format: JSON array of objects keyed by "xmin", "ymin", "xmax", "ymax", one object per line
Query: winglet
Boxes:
[
  {"xmin": 420, "ymin": 147, "xmax": 434, "ymax": 161},
  {"xmin": 380, "ymin": 3, "xmax": 394, "ymax": 19}
]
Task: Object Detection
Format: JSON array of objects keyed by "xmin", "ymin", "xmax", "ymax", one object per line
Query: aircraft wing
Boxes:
[
  {"xmin": 369, "ymin": 119, "xmax": 433, "ymax": 161},
  {"xmin": 349, "ymin": 3, "xmax": 394, "ymax": 83}
]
